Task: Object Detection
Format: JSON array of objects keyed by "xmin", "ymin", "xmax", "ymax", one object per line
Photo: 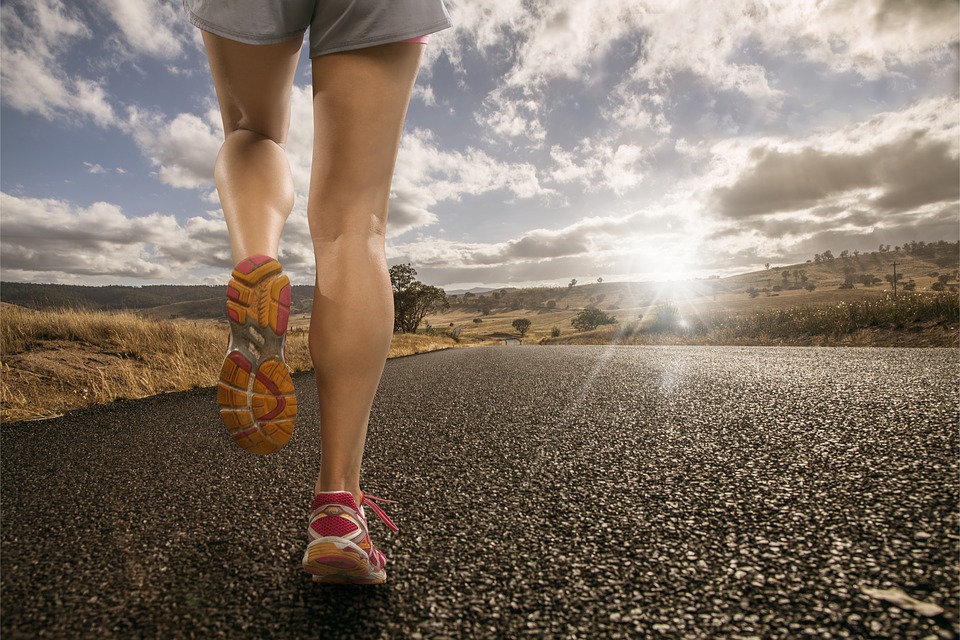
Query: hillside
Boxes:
[
  {"xmin": 448, "ymin": 241, "xmax": 959, "ymax": 316},
  {"xmin": 0, "ymin": 283, "xmax": 315, "ymax": 318},
  {"xmin": 1, "ymin": 241, "xmax": 956, "ymax": 320}
]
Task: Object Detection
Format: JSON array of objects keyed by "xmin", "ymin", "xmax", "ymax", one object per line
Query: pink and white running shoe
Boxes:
[{"xmin": 302, "ymin": 491, "xmax": 398, "ymax": 585}]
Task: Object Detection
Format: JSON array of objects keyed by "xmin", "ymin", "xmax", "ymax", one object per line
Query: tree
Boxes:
[
  {"xmin": 568, "ymin": 278, "xmax": 578, "ymax": 288},
  {"xmin": 389, "ymin": 263, "xmax": 449, "ymax": 333},
  {"xmin": 512, "ymin": 318, "xmax": 532, "ymax": 336},
  {"xmin": 805, "ymin": 283, "xmax": 816, "ymax": 292},
  {"xmin": 597, "ymin": 277, "xmax": 603, "ymax": 283},
  {"xmin": 571, "ymin": 307, "xmax": 618, "ymax": 332}
]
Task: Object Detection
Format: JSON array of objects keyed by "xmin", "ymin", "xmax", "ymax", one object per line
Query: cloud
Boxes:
[
  {"xmin": 125, "ymin": 107, "xmax": 222, "ymax": 188},
  {"xmin": 0, "ymin": 193, "xmax": 232, "ymax": 280},
  {"xmin": 83, "ymin": 162, "xmax": 107, "ymax": 174},
  {"xmin": 411, "ymin": 84, "xmax": 439, "ymax": 107},
  {"xmin": 96, "ymin": 0, "xmax": 185, "ymax": 59},
  {"xmin": 390, "ymin": 128, "xmax": 557, "ymax": 236},
  {"xmin": 714, "ymin": 124, "xmax": 959, "ymax": 221},
  {"xmin": 389, "ymin": 210, "xmax": 660, "ymax": 270},
  {"xmin": 804, "ymin": 0, "xmax": 959, "ymax": 78},
  {"xmin": 547, "ymin": 139, "xmax": 649, "ymax": 194},
  {"xmin": 689, "ymin": 97, "xmax": 960, "ymax": 267},
  {"xmin": 477, "ymin": 87, "xmax": 546, "ymax": 144},
  {"xmin": 0, "ymin": 0, "xmax": 116, "ymax": 126}
]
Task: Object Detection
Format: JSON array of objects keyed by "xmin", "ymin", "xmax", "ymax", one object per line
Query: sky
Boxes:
[{"xmin": 1, "ymin": 0, "xmax": 958, "ymax": 290}]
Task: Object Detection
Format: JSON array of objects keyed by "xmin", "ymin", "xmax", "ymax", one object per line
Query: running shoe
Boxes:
[
  {"xmin": 217, "ymin": 254, "xmax": 296, "ymax": 455},
  {"xmin": 303, "ymin": 491, "xmax": 399, "ymax": 584}
]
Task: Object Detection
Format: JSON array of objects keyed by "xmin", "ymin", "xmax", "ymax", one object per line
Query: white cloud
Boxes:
[
  {"xmin": 0, "ymin": 0, "xmax": 116, "ymax": 126},
  {"xmin": 125, "ymin": 107, "xmax": 222, "ymax": 189},
  {"xmin": 412, "ymin": 84, "xmax": 439, "ymax": 107},
  {"xmin": 83, "ymin": 162, "xmax": 107, "ymax": 174},
  {"xmin": 96, "ymin": 0, "xmax": 185, "ymax": 59},
  {"xmin": 477, "ymin": 87, "xmax": 547, "ymax": 144},
  {"xmin": 548, "ymin": 139, "xmax": 650, "ymax": 194},
  {"xmin": 390, "ymin": 128, "xmax": 556, "ymax": 237}
]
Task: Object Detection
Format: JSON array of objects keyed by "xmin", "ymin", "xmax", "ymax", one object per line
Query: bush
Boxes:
[
  {"xmin": 571, "ymin": 307, "xmax": 618, "ymax": 332},
  {"xmin": 550, "ymin": 327, "xmax": 561, "ymax": 337},
  {"xmin": 512, "ymin": 318, "xmax": 532, "ymax": 337},
  {"xmin": 651, "ymin": 303, "xmax": 681, "ymax": 333}
]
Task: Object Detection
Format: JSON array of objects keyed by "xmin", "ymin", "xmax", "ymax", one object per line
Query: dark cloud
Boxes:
[
  {"xmin": 387, "ymin": 189, "xmax": 437, "ymax": 236},
  {"xmin": 714, "ymin": 131, "xmax": 959, "ymax": 218},
  {"xmin": 873, "ymin": 0, "xmax": 960, "ymax": 34},
  {"xmin": 708, "ymin": 207, "xmax": 887, "ymax": 241},
  {"xmin": 500, "ymin": 232, "xmax": 589, "ymax": 260}
]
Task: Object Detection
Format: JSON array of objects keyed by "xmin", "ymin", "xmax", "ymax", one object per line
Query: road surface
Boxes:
[{"xmin": 2, "ymin": 346, "xmax": 957, "ymax": 639}]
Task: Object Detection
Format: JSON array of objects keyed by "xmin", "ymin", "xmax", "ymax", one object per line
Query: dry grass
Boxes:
[
  {"xmin": 540, "ymin": 292, "xmax": 960, "ymax": 348},
  {"xmin": 0, "ymin": 307, "xmax": 465, "ymax": 422}
]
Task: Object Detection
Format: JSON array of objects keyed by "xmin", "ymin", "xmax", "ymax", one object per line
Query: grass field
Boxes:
[
  {"xmin": 432, "ymin": 286, "xmax": 959, "ymax": 345},
  {"xmin": 0, "ymin": 306, "xmax": 475, "ymax": 422}
]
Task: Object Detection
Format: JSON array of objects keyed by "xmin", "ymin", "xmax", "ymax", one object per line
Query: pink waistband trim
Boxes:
[{"xmin": 401, "ymin": 35, "xmax": 430, "ymax": 44}]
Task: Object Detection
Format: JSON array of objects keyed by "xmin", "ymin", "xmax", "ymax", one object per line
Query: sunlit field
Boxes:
[{"xmin": 431, "ymin": 281, "xmax": 958, "ymax": 346}]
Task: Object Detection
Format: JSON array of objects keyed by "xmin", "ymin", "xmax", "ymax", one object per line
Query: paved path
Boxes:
[{"xmin": 2, "ymin": 346, "xmax": 957, "ymax": 639}]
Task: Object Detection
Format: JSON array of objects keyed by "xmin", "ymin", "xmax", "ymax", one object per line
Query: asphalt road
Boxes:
[{"xmin": 2, "ymin": 345, "xmax": 957, "ymax": 639}]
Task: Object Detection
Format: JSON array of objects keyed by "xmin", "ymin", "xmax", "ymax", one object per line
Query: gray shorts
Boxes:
[{"xmin": 183, "ymin": 0, "xmax": 451, "ymax": 57}]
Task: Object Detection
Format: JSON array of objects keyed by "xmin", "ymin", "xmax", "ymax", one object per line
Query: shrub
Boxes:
[
  {"xmin": 512, "ymin": 318, "xmax": 532, "ymax": 337},
  {"xmin": 550, "ymin": 327, "xmax": 561, "ymax": 337},
  {"xmin": 651, "ymin": 303, "xmax": 681, "ymax": 332},
  {"xmin": 571, "ymin": 307, "xmax": 618, "ymax": 332}
]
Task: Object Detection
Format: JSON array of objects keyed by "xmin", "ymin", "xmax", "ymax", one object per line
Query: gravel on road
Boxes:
[{"xmin": 2, "ymin": 345, "xmax": 957, "ymax": 639}]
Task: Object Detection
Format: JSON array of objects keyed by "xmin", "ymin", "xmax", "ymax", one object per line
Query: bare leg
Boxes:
[
  {"xmin": 202, "ymin": 31, "xmax": 301, "ymax": 262},
  {"xmin": 308, "ymin": 43, "xmax": 424, "ymax": 501}
]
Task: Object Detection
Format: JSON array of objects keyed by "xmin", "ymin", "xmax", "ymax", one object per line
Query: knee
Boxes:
[
  {"xmin": 309, "ymin": 213, "xmax": 388, "ymax": 245},
  {"xmin": 223, "ymin": 123, "xmax": 287, "ymax": 148}
]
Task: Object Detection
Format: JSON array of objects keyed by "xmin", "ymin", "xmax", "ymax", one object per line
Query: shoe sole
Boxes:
[
  {"xmin": 303, "ymin": 538, "xmax": 387, "ymax": 585},
  {"xmin": 217, "ymin": 255, "xmax": 296, "ymax": 455}
]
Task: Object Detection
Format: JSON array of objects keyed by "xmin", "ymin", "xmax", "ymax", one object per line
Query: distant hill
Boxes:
[
  {"xmin": 1, "ymin": 241, "xmax": 956, "ymax": 319},
  {"xmin": 0, "ymin": 282, "xmax": 316, "ymax": 319}
]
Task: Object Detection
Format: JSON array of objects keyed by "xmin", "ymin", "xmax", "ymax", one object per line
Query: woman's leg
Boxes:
[
  {"xmin": 308, "ymin": 43, "xmax": 424, "ymax": 501},
  {"xmin": 201, "ymin": 31, "xmax": 302, "ymax": 262},
  {"xmin": 203, "ymin": 32, "xmax": 302, "ymax": 455}
]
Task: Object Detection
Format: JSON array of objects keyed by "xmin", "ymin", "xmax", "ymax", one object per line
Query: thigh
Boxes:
[
  {"xmin": 309, "ymin": 0, "xmax": 451, "ymax": 56},
  {"xmin": 308, "ymin": 42, "xmax": 424, "ymax": 234},
  {"xmin": 202, "ymin": 31, "xmax": 303, "ymax": 143}
]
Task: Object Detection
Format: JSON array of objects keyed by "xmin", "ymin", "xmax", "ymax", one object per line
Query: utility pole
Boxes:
[{"xmin": 892, "ymin": 261, "xmax": 898, "ymax": 300}]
